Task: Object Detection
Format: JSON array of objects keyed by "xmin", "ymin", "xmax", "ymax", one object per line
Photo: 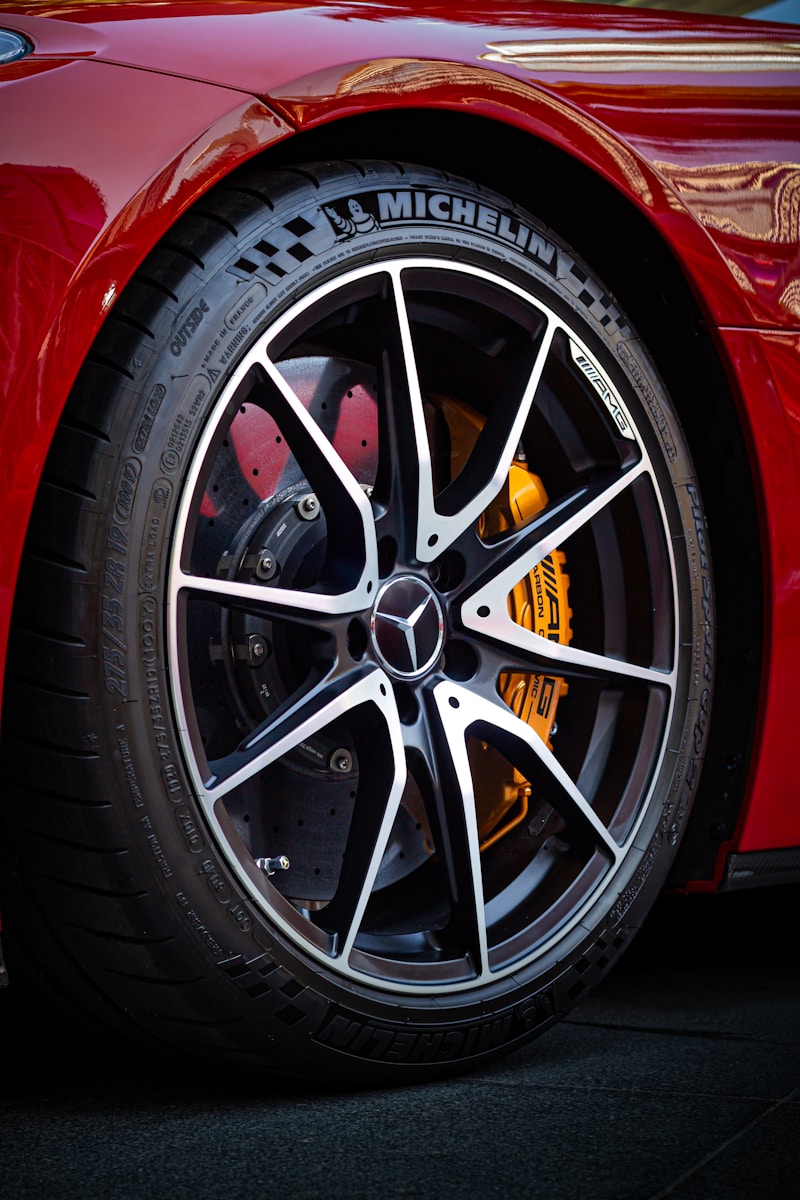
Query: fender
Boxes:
[{"xmin": 0, "ymin": 57, "xmax": 291, "ymax": 690}]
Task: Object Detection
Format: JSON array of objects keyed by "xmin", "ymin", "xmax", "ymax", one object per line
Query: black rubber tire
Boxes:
[{"xmin": 0, "ymin": 161, "xmax": 713, "ymax": 1082}]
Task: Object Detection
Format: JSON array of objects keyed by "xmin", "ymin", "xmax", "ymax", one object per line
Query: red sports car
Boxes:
[{"xmin": 1, "ymin": 0, "xmax": 798, "ymax": 1082}]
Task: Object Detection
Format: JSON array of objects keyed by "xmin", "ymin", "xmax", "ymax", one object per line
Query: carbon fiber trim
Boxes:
[{"xmin": 721, "ymin": 847, "xmax": 800, "ymax": 890}]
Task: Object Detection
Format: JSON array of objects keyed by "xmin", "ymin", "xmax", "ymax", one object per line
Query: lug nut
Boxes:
[{"xmin": 329, "ymin": 748, "xmax": 352, "ymax": 773}]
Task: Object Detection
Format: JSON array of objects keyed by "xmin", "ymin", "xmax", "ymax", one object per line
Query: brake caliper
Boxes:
[
  {"xmin": 490, "ymin": 462, "xmax": 572, "ymax": 748},
  {"xmin": 438, "ymin": 396, "xmax": 572, "ymax": 850}
]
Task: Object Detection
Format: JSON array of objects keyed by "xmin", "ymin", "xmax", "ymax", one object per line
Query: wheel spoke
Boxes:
[
  {"xmin": 476, "ymin": 631, "xmax": 671, "ymax": 688},
  {"xmin": 255, "ymin": 351, "xmax": 379, "ymax": 591},
  {"xmin": 508, "ymin": 638, "xmax": 672, "ymax": 686},
  {"xmin": 414, "ymin": 309, "xmax": 558, "ymax": 563},
  {"xmin": 460, "ymin": 459, "xmax": 673, "ymax": 686},
  {"xmin": 371, "ymin": 267, "xmax": 434, "ymax": 561},
  {"xmin": 426, "ymin": 684, "xmax": 491, "ymax": 979},
  {"xmin": 173, "ymin": 568, "xmax": 363, "ymax": 621},
  {"xmin": 172, "ymin": 343, "xmax": 378, "ymax": 615},
  {"xmin": 323, "ymin": 689, "xmax": 408, "ymax": 961},
  {"xmin": 199, "ymin": 665, "xmax": 388, "ymax": 806},
  {"xmin": 432, "ymin": 680, "xmax": 622, "ymax": 866}
]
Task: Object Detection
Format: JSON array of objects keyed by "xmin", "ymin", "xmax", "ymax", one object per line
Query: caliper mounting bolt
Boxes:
[
  {"xmin": 297, "ymin": 493, "xmax": 319, "ymax": 520},
  {"xmin": 255, "ymin": 551, "xmax": 277, "ymax": 581},
  {"xmin": 247, "ymin": 634, "xmax": 268, "ymax": 666}
]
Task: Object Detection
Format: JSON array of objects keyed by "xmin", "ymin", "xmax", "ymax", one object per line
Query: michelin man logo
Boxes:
[{"xmin": 323, "ymin": 198, "xmax": 381, "ymax": 238}]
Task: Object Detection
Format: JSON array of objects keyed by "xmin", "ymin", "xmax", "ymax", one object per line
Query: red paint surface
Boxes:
[
  {"xmin": 717, "ymin": 328, "xmax": 800, "ymax": 851},
  {"xmin": 0, "ymin": 56, "xmax": 290, "ymax": 689},
  {"xmin": 1, "ymin": 0, "xmax": 799, "ymax": 862}
]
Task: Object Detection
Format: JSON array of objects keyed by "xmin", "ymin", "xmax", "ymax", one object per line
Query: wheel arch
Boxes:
[{"xmin": 0, "ymin": 78, "xmax": 291, "ymax": 703}]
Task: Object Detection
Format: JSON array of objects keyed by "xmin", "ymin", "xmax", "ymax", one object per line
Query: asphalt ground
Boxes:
[{"xmin": 1, "ymin": 884, "xmax": 798, "ymax": 1200}]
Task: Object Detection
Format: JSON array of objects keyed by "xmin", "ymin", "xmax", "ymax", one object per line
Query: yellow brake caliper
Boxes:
[{"xmin": 437, "ymin": 396, "xmax": 573, "ymax": 851}]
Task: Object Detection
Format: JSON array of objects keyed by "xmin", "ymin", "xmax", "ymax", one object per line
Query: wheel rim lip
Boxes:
[{"xmin": 165, "ymin": 255, "xmax": 682, "ymax": 995}]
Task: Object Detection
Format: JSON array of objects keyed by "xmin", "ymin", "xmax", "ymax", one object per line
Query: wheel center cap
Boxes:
[{"xmin": 370, "ymin": 576, "xmax": 444, "ymax": 679}]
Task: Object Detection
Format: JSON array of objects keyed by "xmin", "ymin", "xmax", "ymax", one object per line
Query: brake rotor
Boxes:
[{"xmin": 213, "ymin": 481, "xmax": 349, "ymax": 773}]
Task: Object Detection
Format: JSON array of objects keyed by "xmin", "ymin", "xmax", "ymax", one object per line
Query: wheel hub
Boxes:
[{"xmin": 370, "ymin": 575, "xmax": 445, "ymax": 679}]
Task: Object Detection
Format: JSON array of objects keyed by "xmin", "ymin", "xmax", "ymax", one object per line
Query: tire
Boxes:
[{"xmin": 0, "ymin": 161, "xmax": 713, "ymax": 1082}]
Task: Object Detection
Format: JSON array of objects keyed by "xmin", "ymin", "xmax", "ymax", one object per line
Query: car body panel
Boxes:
[
  {"xmin": 1, "ymin": 0, "xmax": 799, "ymax": 878},
  {"xmin": 0, "ymin": 57, "xmax": 290, "ymax": 692},
  {"xmin": 718, "ymin": 327, "xmax": 800, "ymax": 852},
  {"xmin": 7, "ymin": 2, "xmax": 800, "ymax": 333}
]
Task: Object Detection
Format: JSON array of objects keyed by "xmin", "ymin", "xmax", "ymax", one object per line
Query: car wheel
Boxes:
[{"xmin": 0, "ymin": 161, "xmax": 713, "ymax": 1081}]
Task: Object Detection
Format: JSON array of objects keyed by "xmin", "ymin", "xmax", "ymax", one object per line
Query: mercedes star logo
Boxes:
[{"xmin": 370, "ymin": 576, "xmax": 444, "ymax": 678}]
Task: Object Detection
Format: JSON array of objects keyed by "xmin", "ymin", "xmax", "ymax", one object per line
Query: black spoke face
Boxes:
[{"xmin": 167, "ymin": 260, "xmax": 679, "ymax": 993}]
